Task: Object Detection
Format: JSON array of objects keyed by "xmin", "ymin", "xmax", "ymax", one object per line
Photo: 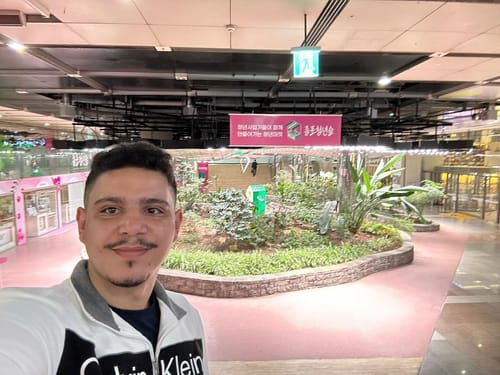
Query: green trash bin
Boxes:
[{"xmin": 246, "ymin": 184, "xmax": 266, "ymax": 217}]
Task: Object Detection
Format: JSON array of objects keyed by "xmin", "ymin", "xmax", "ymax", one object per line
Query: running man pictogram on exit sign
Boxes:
[{"xmin": 292, "ymin": 47, "xmax": 320, "ymax": 78}]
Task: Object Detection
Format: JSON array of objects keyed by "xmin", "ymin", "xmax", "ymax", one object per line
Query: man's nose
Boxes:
[{"xmin": 118, "ymin": 212, "xmax": 147, "ymax": 235}]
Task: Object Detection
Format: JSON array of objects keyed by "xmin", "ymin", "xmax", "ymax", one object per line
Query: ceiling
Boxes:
[{"xmin": 0, "ymin": 0, "xmax": 499, "ymax": 147}]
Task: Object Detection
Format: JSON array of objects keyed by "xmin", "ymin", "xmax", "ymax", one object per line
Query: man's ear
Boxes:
[
  {"xmin": 173, "ymin": 209, "xmax": 183, "ymax": 242},
  {"xmin": 76, "ymin": 207, "xmax": 86, "ymax": 240}
]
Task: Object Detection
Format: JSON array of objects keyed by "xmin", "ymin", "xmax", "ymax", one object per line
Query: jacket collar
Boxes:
[{"xmin": 71, "ymin": 260, "xmax": 186, "ymax": 330}]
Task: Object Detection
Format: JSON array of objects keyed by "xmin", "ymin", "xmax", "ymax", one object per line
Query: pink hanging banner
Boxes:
[{"xmin": 229, "ymin": 114, "xmax": 342, "ymax": 147}]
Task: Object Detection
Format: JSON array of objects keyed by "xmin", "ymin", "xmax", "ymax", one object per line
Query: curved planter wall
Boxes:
[
  {"xmin": 158, "ymin": 233, "xmax": 414, "ymax": 298},
  {"xmin": 414, "ymin": 222, "xmax": 440, "ymax": 232}
]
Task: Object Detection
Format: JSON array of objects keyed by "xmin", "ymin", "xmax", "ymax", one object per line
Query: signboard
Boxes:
[
  {"xmin": 197, "ymin": 161, "xmax": 208, "ymax": 189},
  {"xmin": 229, "ymin": 114, "xmax": 342, "ymax": 147},
  {"xmin": 292, "ymin": 47, "xmax": 320, "ymax": 78}
]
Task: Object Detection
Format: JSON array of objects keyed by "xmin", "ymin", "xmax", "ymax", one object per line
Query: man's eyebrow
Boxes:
[
  {"xmin": 92, "ymin": 197, "xmax": 171, "ymax": 206},
  {"xmin": 141, "ymin": 198, "xmax": 171, "ymax": 207},
  {"xmin": 93, "ymin": 197, "xmax": 124, "ymax": 206}
]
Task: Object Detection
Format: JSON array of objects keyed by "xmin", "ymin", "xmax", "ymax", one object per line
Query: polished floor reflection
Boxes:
[
  {"xmin": 419, "ymin": 215, "xmax": 500, "ymax": 375},
  {"xmin": 0, "ymin": 214, "xmax": 498, "ymax": 374}
]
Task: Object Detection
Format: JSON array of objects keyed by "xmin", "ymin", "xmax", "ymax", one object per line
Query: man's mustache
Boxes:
[{"xmin": 104, "ymin": 239, "xmax": 157, "ymax": 250}]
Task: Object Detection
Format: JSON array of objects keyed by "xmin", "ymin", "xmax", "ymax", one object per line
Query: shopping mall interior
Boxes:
[{"xmin": 0, "ymin": 0, "xmax": 499, "ymax": 374}]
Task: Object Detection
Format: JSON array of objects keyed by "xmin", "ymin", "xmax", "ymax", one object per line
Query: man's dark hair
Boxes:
[{"xmin": 83, "ymin": 142, "xmax": 177, "ymax": 205}]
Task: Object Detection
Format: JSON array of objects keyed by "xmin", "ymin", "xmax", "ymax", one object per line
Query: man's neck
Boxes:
[
  {"xmin": 103, "ymin": 283, "xmax": 155, "ymax": 310},
  {"xmin": 88, "ymin": 270, "xmax": 157, "ymax": 310}
]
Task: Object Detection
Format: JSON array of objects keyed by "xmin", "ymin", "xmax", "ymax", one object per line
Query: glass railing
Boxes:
[{"xmin": 0, "ymin": 148, "xmax": 98, "ymax": 180}]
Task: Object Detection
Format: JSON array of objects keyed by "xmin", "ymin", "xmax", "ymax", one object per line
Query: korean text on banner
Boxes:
[{"xmin": 229, "ymin": 114, "xmax": 342, "ymax": 147}]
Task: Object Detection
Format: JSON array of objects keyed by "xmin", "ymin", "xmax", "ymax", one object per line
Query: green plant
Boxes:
[
  {"xmin": 281, "ymin": 229, "xmax": 330, "ymax": 250},
  {"xmin": 177, "ymin": 178, "xmax": 210, "ymax": 212},
  {"xmin": 209, "ymin": 188, "xmax": 255, "ymax": 244},
  {"xmin": 163, "ymin": 231, "xmax": 400, "ymax": 277},
  {"xmin": 360, "ymin": 221, "xmax": 401, "ymax": 241},
  {"xmin": 248, "ymin": 215, "xmax": 275, "ymax": 248},
  {"xmin": 339, "ymin": 153, "xmax": 426, "ymax": 233},
  {"xmin": 405, "ymin": 180, "xmax": 445, "ymax": 213}
]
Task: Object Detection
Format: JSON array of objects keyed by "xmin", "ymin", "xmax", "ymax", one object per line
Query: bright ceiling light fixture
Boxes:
[
  {"xmin": 429, "ymin": 51, "xmax": 448, "ymax": 58},
  {"xmin": 154, "ymin": 46, "xmax": 172, "ymax": 52},
  {"xmin": 7, "ymin": 41, "xmax": 26, "ymax": 52},
  {"xmin": 378, "ymin": 75, "xmax": 391, "ymax": 86}
]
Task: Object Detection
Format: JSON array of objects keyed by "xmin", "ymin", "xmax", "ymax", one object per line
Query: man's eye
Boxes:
[
  {"xmin": 101, "ymin": 207, "xmax": 119, "ymax": 214},
  {"xmin": 147, "ymin": 207, "xmax": 165, "ymax": 215}
]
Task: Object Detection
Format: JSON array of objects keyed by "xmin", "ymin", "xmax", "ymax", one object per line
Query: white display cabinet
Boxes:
[
  {"xmin": 0, "ymin": 194, "xmax": 16, "ymax": 252},
  {"xmin": 25, "ymin": 189, "xmax": 58, "ymax": 237}
]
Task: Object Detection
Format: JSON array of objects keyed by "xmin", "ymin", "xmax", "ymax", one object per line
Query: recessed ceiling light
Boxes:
[
  {"xmin": 175, "ymin": 72, "xmax": 188, "ymax": 81},
  {"xmin": 155, "ymin": 46, "xmax": 172, "ymax": 52},
  {"xmin": 15, "ymin": 89, "xmax": 29, "ymax": 94},
  {"xmin": 377, "ymin": 76, "xmax": 391, "ymax": 86},
  {"xmin": 429, "ymin": 51, "xmax": 448, "ymax": 58},
  {"xmin": 44, "ymin": 122, "xmax": 50, "ymax": 126}
]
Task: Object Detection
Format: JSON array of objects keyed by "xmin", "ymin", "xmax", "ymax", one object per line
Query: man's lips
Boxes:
[
  {"xmin": 112, "ymin": 246, "xmax": 148, "ymax": 258},
  {"xmin": 104, "ymin": 239, "xmax": 157, "ymax": 258}
]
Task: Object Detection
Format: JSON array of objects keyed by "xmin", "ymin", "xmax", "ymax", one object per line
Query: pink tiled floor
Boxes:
[
  {"xmin": 191, "ymin": 224, "xmax": 467, "ymax": 361},
  {"xmin": 0, "ymin": 219, "xmax": 467, "ymax": 362},
  {"xmin": 0, "ymin": 223, "xmax": 81, "ymax": 288}
]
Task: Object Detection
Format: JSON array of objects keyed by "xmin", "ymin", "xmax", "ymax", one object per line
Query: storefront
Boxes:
[{"xmin": 436, "ymin": 166, "xmax": 500, "ymax": 223}]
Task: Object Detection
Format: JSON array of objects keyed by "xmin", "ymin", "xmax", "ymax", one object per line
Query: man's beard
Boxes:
[
  {"xmin": 103, "ymin": 238, "xmax": 158, "ymax": 287},
  {"xmin": 108, "ymin": 261, "xmax": 151, "ymax": 287}
]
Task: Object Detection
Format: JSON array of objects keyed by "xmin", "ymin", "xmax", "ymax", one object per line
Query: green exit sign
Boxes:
[{"xmin": 292, "ymin": 47, "xmax": 320, "ymax": 78}]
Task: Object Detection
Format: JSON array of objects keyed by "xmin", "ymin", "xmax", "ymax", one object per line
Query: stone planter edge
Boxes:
[{"xmin": 158, "ymin": 232, "xmax": 414, "ymax": 298}]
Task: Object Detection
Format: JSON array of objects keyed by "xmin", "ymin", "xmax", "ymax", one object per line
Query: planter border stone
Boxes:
[
  {"xmin": 413, "ymin": 221, "xmax": 440, "ymax": 232},
  {"xmin": 158, "ymin": 232, "xmax": 414, "ymax": 298}
]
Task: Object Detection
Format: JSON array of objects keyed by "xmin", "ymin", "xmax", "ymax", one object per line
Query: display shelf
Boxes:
[{"xmin": 25, "ymin": 189, "xmax": 58, "ymax": 237}]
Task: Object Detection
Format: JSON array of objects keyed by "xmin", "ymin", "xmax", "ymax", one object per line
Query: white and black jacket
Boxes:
[{"xmin": 0, "ymin": 260, "xmax": 208, "ymax": 374}]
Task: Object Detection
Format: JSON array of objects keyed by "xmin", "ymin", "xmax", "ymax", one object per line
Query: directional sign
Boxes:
[{"xmin": 292, "ymin": 47, "xmax": 320, "ymax": 78}]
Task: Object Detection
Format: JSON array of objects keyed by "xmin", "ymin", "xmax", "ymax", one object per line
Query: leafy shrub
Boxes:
[
  {"xmin": 360, "ymin": 221, "xmax": 401, "ymax": 241},
  {"xmin": 405, "ymin": 180, "xmax": 445, "ymax": 212},
  {"xmin": 248, "ymin": 215, "xmax": 275, "ymax": 248},
  {"xmin": 209, "ymin": 188, "xmax": 255, "ymax": 244}
]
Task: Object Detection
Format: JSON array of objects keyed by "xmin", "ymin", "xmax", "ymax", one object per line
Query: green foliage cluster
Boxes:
[
  {"xmin": 177, "ymin": 179, "xmax": 211, "ymax": 213},
  {"xmin": 165, "ymin": 153, "xmax": 422, "ymax": 277},
  {"xmin": 266, "ymin": 173, "xmax": 337, "ymax": 228},
  {"xmin": 280, "ymin": 229, "xmax": 331, "ymax": 250},
  {"xmin": 175, "ymin": 160, "xmax": 212, "ymax": 213},
  {"xmin": 165, "ymin": 235, "xmax": 397, "ymax": 277},
  {"xmin": 278, "ymin": 174, "xmax": 337, "ymax": 208},
  {"xmin": 209, "ymin": 188, "xmax": 255, "ymax": 243},
  {"xmin": 339, "ymin": 154, "xmax": 426, "ymax": 233},
  {"xmin": 405, "ymin": 180, "xmax": 445, "ymax": 212}
]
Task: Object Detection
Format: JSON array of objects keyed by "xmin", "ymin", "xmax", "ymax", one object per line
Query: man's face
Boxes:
[{"xmin": 77, "ymin": 167, "xmax": 182, "ymax": 289}]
